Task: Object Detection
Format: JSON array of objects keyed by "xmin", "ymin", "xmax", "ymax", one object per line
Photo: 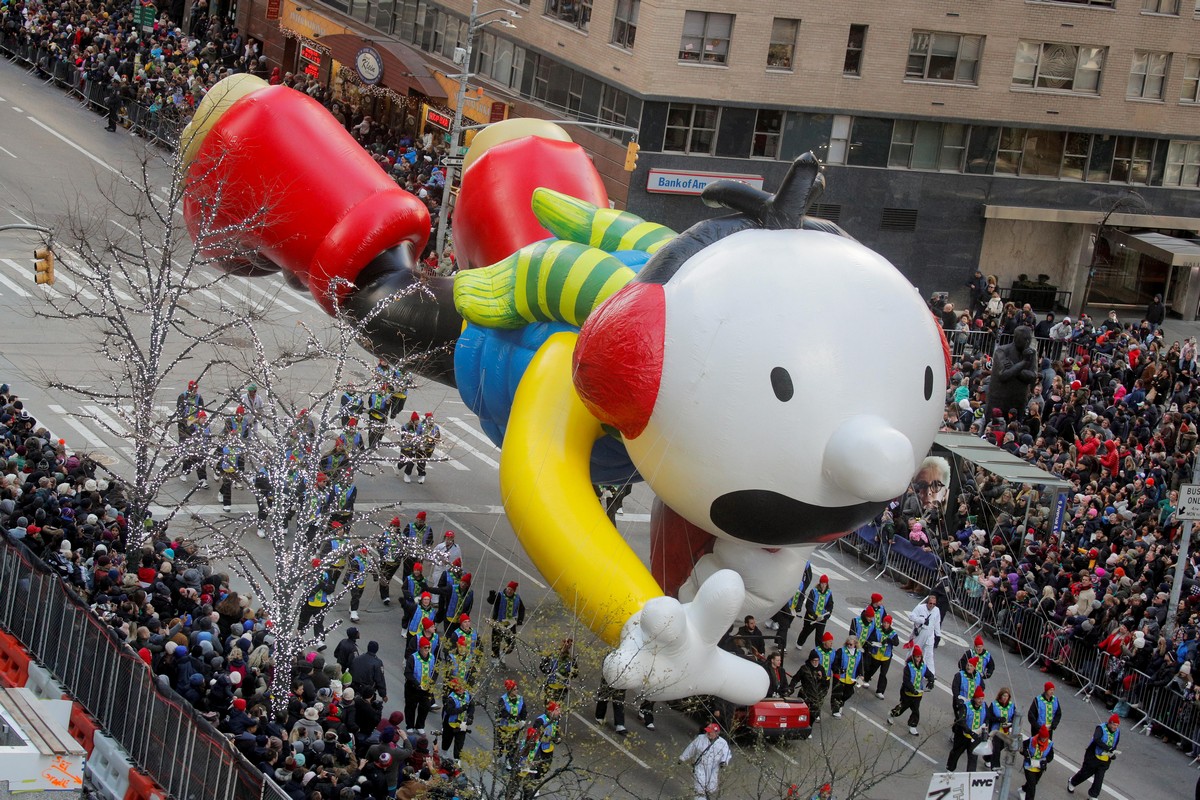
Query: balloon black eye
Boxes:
[
  {"xmin": 771, "ymin": 367, "xmax": 794, "ymax": 402},
  {"xmin": 924, "ymin": 366, "xmax": 934, "ymax": 401}
]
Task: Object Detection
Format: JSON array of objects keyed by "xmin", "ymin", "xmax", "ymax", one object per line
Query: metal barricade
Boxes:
[{"xmin": 0, "ymin": 536, "xmax": 267, "ymax": 800}]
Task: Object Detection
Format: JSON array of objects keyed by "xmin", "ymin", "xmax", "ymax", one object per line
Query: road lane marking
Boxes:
[
  {"xmin": 851, "ymin": 708, "xmax": 937, "ymax": 764},
  {"xmin": 0, "ymin": 145, "xmax": 15, "ymax": 158},
  {"xmin": 0, "ymin": 261, "xmax": 31, "ymax": 296},
  {"xmin": 448, "ymin": 417, "xmax": 500, "ymax": 451},
  {"xmin": 28, "ymin": 116, "xmax": 118, "ymax": 175},
  {"xmin": 569, "ymin": 713, "xmax": 650, "ymax": 769},
  {"xmin": 441, "ymin": 512, "xmax": 546, "ymax": 589}
]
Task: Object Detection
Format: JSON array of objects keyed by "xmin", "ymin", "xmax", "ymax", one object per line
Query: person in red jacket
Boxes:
[
  {"xmin": 1098, "ymin": 440, "xmax": 1120, "ymax": 477},
  {"xmin": 1074, "ymin": 430, "xmax": 1099, "ymax": 459}
]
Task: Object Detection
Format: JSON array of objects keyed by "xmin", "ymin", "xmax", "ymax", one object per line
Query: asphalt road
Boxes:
[{"xmin": 0, "ymin": 58, "xmax": 1191, "ymax": 800}]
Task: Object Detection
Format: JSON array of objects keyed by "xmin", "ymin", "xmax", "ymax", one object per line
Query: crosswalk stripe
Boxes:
[
  {"xmin": 43, "ymin": 269, "xmax": 97, "ymax": 300},
  {"xmin": 447, "ymin": 417, "xmax": 500, "ymax": 451},
  {"xmin": 47, "ymin": 404, "xmax": 114, "ymax": 451},
  {"xmin": 440, "ymin": 427, "xmax": 500, "ymax": 469},
  {"xmin": 0, "ymin": 260, "xmax": 31, "ymax": 296},
  {"xmin": 0, "ymin": 256, "xmax": 55, "ymax": 294},
  {"xmin": 81, "ymin": 404, "xmax": 127, "ymax": 436}
]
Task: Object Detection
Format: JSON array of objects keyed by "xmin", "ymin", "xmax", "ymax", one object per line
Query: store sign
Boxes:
[
  {"xmin": 299, "ymin": 44, "xmax": 322, "ymax": 79},
  {"xmin": 355, "ymin": 46, "xmax": 384, "ymax": 85},
  {"xmin": 426, "ymin": 108, "xmax": 452, "ymax": 130},
  {"xmin": 266, "ymin": 0, "xmax": 281, "ymax": 21},
  {"xmin": 646, "ymin": 168, "xmax": 764, "ymax": 196},
  {"xmin": 489, "ymin": 101, "xmax": 507, "ymax": 123},
  {"xmin": 282, "ymin": 0, "xmax": 346, "ymax": 40}
]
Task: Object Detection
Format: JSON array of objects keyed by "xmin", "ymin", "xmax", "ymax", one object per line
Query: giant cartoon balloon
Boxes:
[{"xmin": 181, "ymin": 75, "xmax": 949, "ymax": 704}]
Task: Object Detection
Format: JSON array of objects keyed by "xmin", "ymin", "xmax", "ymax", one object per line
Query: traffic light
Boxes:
[
  {"xmin": 624, "ymin": 141, "xmax": 640, "ymax": 172},
  {"xmin": 33, "ymin": 247, "xmax": 54, "ymax": 286}
]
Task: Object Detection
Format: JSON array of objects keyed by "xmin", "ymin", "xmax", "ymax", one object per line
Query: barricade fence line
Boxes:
[
  {"xmin": 832, "ymin": 525, "xmax": 1199, "ymax": 751},
  {"xmin": 0, "ymin": 32, "xmax": 188, "ymax": 150},
  {"xmin": 0, "ymin": 535, "xmax": 270, "ymax": 800}
]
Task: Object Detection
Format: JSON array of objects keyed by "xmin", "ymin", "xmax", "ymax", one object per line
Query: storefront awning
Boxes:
[
  {"xmin": 933, "ymin": 431, "xmax": 1073, "ymax": 490},
  {"xmin": 983, "ymin": 204, "xmax": 1200, "ymax": 231},
  {"xmin": 1109, "ymin": 230, "xmax": 1200, "ymax": 269},
  {"xmin": 318, "ymin": 34, "xmax": 448, "ymax": 102}
]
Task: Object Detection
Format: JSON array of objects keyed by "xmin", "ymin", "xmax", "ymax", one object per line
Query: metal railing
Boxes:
[
  {"xmin": 0, "ymin": 33, "xmax": 189, "ymax": 150},
  {"xmin": 944, "ymin": 329, "xmax": 1091, "ymax": 366},
  {"xmin": 0, "ymin": 535, "xmax": 269, "ymax": 800},
  {"xmin": 834, "ymin": 526, "xmax": 1199, "ymax": 751}
]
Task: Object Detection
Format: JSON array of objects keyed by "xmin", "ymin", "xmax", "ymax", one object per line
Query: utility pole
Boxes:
[
  {"xmin": 994, "ymin": 714, "xmax": 1023, "ymax": 800},
  {"xmin": 434, "ymin": 0, "xmax": 519, "ymax": 256},
  {"xmin": 1167, "ymin": 458, "xmax": 1200, "ymax": 638}
]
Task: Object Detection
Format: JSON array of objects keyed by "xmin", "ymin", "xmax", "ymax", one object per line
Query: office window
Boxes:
[
  {"xmin": 751, "ymin": 109, "xmax": 784, "ymax": 158},
  {"xmin": 663, "ymin": 103, "xmax": 720, "ymax": 154},
  {"xmin": 1128, "ymin": 50, "xmax": 1169, "ymax": 99},
  {"xmin": 889, "ymin": 121, "xmax": 969, "ymax": 171},
  {"xmin": 532, "ymin": 56, "xmax": 551, "ymax": 102},
  {"xmin": 767, "ymin": 18, "xmax": 799, "ymax": 70},
  {"xmin": 1183, "ymin": 56, "xmax": 1200, "ymax": 102},
  {"xmin": 611, "ymin": 0, "xmax": 638, "ymax": 49},
  {"xmin": 1111, "ymin": 136, "xmax": 1156, "ymax": 183},
  {"xmin": 567, "ymin": 71, "xmax": 585, "ymax": 116},
  {"xmin": 1142, "ymin": 0, "xmax": 1180, "ymax": 13},
  {"xmin": 544, "ymin": 0, "xmax": 592, "ymax": 31},
  {"xmin": 906, "ymin": 31, "xmax": 982, "ymax": 83},
  {"xmin": 679, "ymin": 11, "xmax": 734, "ymax": 64},
  {"xmin": 844, "ymin": 24, "xmax": 867, "ymax": 75},
  {"xmin": 598, "ymin": 84, "xmax": 632, "ymax": 139},
  {"xmin": 1165, "ymin": 140, "xmax": 1200, "ymax": 186},
  {"xmin": 826, "ymin": 115, "xmax": 851, "ymax": 164},
  {"xmin": 1013, "ymin": 41, "xmax": 1104, "ymax": 94}
]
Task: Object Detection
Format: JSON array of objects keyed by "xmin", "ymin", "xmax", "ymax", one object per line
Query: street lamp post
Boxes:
[{"xmin": 434, "ymin": 0, "xmax": 518, "ymax": 256}]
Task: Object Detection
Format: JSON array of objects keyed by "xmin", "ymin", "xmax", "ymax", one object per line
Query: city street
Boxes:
[{"xmin": 0, "ymin": 58, "xmax": 1193, "ymax": 800}]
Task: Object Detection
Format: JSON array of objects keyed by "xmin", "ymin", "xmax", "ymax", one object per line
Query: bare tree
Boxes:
[
  {"xmin": 24, "ymin": 145, "xmax": 279, "ymax": 550},
  {"xmin": 183, "ymin": 288, "xmax": 451, "ymax": 713}
]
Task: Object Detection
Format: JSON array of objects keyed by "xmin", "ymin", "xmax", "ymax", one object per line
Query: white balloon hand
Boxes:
[{"xmin": 602, "ymin": 569, "xmax": 769, "ymax": 705}]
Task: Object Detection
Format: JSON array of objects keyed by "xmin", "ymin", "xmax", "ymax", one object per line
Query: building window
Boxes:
[
  {"xmin": 751, "ymin": 109, "xmax": 784, "ymax": 158},
  {"xmin": 767, "ymin": 18, "xmax": 799, "ymax": 70},
  {"xmin": 679, "ymin": 11, "xmax": 734, "ymax": 64},
  {"xmin": 826, "ymin": 115, "xmax": 852, "ymax": 164},
  {"xmin": 1128, "ymin": 50, "xmax": 1170, "ymax": 99},
  {"xmin": 567, "ymin": 72, "xmax": 585, "ymax": 116},
  {"xmin": 888, "ymin": 121, "xmax": 969, "ymax": 171},
  {"xmin": 611, "ymin": 0, "xmax": 638, "ymax": 49},
  {"xmin": 1030, "ymin": 0, "xmax": 1113, "ymax": 5},
  {"xmin": 844, "ymin": 24, "xmax": 867, "ymax": 76},
  {"xmin": 664, "ymin": 103, "xmax": 720, "ymax": 154},
  {"xmin": 1013, "ymin": 41, "xmax": 1105, "ymax": 94},
  {"xmin": 544, "ymin": 0, "xmax": 592, "ymax": 31},
  {"xmin": 1165, "ymin": 140, "xmax": 1200, "ymax": 186},
  {"xmin": 532, "ymin": 56, "xmax": 552, "ymax": 102},
  {"xmin": 1142, "ymin": 0, "xmax": 1180, "ymax": 13},
  {"xmin": 906, "ymin": 31, "xmax": 982, "ymax": 84},
  {"xmin": 1183, "ymin": 56, "xmax": 1200, "ymax": 102},
  {"xmin": 1111, "ymin": 136, "xmax": 1156, "ymax": 183},
  {"xmin": 598, "ymin": 84, "xmax": 630, "ymax": 138}
]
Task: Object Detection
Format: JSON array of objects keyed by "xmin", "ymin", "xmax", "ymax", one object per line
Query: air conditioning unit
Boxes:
[{"xmin": 453, "ymin": 47, "xmax": 468, "ymax": 66}]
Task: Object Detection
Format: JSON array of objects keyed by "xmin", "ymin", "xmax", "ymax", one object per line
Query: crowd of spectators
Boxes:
[
  {"xmin": 875, "ymin": 290, "xmax": 1200, "ymax": 758},
  {"xmin": 0, "ymin": 0, "xmax": 456, "ymax": 264},
  {"xmin": 0, "ymin": 381, "xmax": 476, "ymax": 799}
]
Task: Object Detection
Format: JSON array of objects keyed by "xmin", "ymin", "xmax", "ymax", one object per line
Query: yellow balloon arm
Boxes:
[{"xmin": 499, "ymin": 332, "xmax": 662, "ymax": 645}]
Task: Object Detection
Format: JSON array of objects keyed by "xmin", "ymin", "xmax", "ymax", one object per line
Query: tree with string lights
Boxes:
[
  {"xmin": 24, "ymin": 143, "xmax": 281, "ymax": 551},
  {"xmin": 181, "ymin": 288, "xmax": 451, "ymax": 714}
]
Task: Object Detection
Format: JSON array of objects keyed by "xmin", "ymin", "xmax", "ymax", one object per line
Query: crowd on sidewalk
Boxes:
[
  {"xmin": 876, "ymin": 288, "xmax": 1200, "ymax": 759},
  {"xmin": 0, "ymin": 0, "xmax": 457, "ymax": 266},
  {"xmin": 0, "ymin": 379, "xmax": 581, "ymax": 799}
]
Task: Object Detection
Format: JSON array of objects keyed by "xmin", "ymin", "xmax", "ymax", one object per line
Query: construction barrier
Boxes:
[
  {"xmin": 125, "ymin": 768, "xmax": 168, "ymax": 800},
  {"xmin": 68, "ymin": 701, "xmax": 100, "ymax": 756},
  {"xmin": 25, "ymin": 662, "xmax": 69, "ymax": 701},
  {"xmin": 87, "ymin": 732, "xmax": 134, "ymax": 800},
  {"xmin": 0, "ymin": 629, "xmax": 30, "ymax": 689}
]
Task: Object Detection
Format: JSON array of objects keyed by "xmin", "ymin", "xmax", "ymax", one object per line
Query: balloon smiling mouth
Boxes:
[{"xmin": 709, "ymin": 490, "xmax": 882, "ymax": 546}]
